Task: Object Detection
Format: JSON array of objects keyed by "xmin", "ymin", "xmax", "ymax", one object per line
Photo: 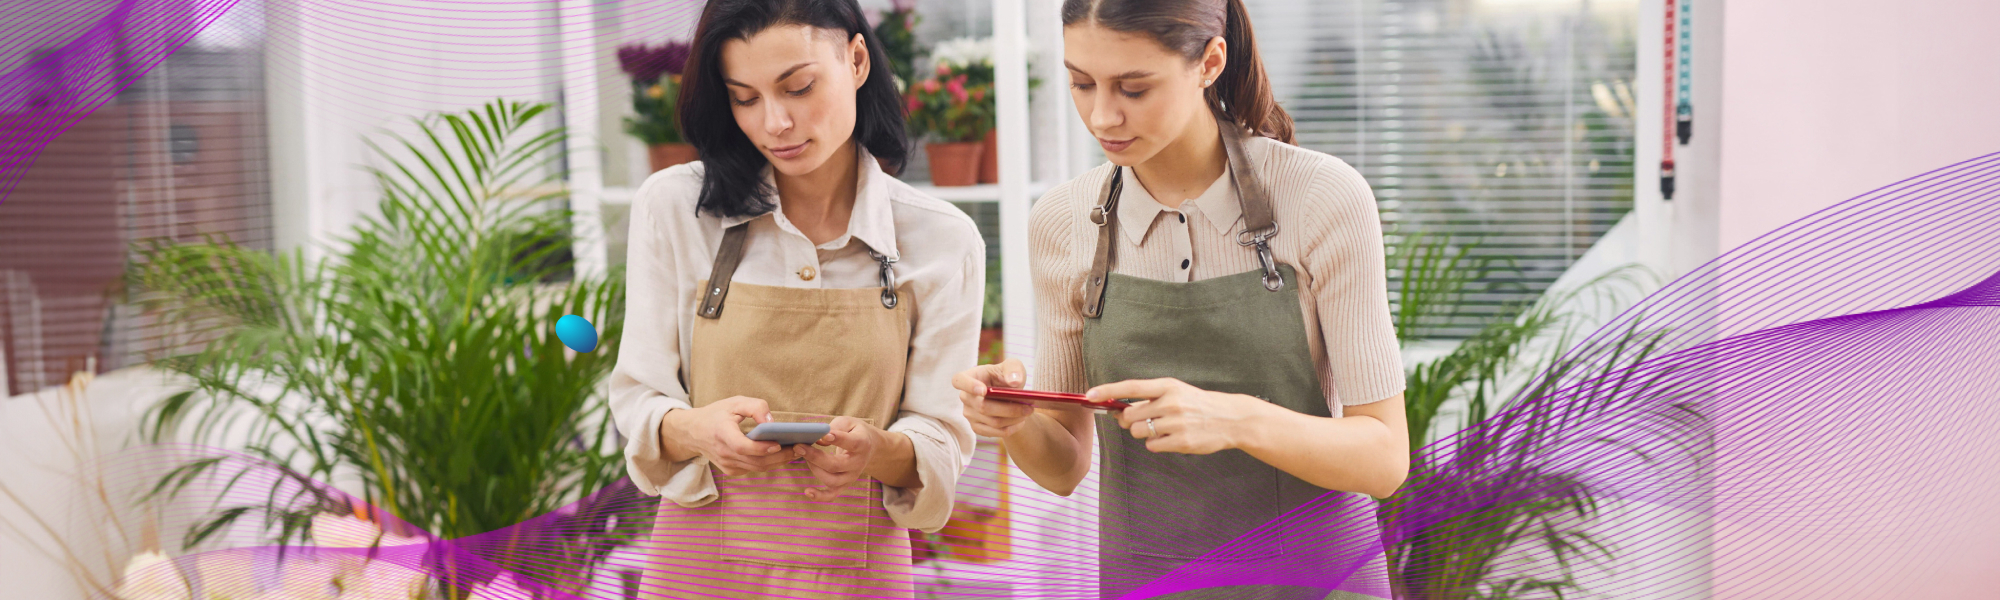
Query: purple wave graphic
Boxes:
[
  {"xmin": 1, "ymin": 0, "xmax": 236, "ymax": 201},
  {"xmin": 96, "ymin": 152, "xmax": 2000, "ymax": 599},
  {"xmin": 21, "ymin": 0, "xmax": 1997, "ymax": 596},
  {"xmin": 1, "ymin": 0, "xmax": 704, "ymax": 205}
]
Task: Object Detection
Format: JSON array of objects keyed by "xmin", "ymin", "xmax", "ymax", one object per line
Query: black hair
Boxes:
[
  {"xmin": 1062, "ymin": 0, "xmax": 1295, "ymax": 144},
  {"xmin": 678, "ymin": 0, "xmax": 911, "ymax": 219}
]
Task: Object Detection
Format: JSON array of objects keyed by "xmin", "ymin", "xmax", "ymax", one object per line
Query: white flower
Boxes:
[
  {"xmin": 929, "ymin": 36, "xmax": 993, "ymax": 69},
  {"xmin": 114, "ymin": 551, "xmax": 191, "ymax": 600},
  {"xmin": 929, "ymin": 36, "xmax": 1040, "ymax": 73}
]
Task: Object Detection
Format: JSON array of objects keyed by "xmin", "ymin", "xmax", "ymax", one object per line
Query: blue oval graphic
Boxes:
[{"xmin": 555, "ymin": 314, "xmax": 598, "ymax": 353}]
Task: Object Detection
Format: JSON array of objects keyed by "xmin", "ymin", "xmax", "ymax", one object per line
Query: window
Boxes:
[
  {"xmin": 0, "ymin": 1, "xmax": 272, "ymax": 395},
  {"xmin": 1282, "ymin": 0, "xmax": 1639, "ymax": 338}
]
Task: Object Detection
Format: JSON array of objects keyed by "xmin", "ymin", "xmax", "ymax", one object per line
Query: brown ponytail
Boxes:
[{"xmin": 1062, "ymin": 0, "xmax": 1295, "ymax": 144}]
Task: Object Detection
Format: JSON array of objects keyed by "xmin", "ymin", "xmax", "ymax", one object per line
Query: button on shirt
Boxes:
[
  {"xmin": 1111, "ymin": 161, "xmax": 1239, "ymax": 283},
  {"xmin": 609, "ymin": 151, "xmax": 984, "ymax": 532}
]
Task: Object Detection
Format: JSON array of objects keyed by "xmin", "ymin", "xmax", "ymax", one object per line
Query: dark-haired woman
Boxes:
[
  {"xmin": 953, "ymin": 1, "xmax": 1406, "ymax": 599},
  {"xmin": 608, "ymin": 1, "xmax": 982, "ymax": 598}
]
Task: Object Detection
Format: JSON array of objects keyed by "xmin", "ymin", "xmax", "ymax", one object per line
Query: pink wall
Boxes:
[
  {"xmin": 1710, "ymin": 2, "xmax": 2000, "ymax": 598},
  {"xmin": 1716, "ymin": 0, "xmax": 2000, "ymax": 250}
]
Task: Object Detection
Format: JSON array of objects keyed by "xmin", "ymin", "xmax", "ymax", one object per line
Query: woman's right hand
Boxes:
[
  {"xmin": 953, "ymin": 358, "xmax": 1038, "ymax": 437},
  {"xmin": 659, "ymin": 396, "xmax": 795, "ymax": 476}
]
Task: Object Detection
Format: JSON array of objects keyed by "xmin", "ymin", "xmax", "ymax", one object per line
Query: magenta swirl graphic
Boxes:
[
  {"xmin": 76, "ymin": 156, "xmax": 2000, "ymax": 599},
  {"xmin": 9, "ymin": 1, "xmax": 2000, "ymax": 598}
]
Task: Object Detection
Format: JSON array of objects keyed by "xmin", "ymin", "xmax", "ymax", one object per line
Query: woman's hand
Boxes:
[
  {"xmin": 953, "ymin": 358, "xmax": 1037, "ymax": 437},
  {"xmin": 658, "ymin": 396, "xmax": 796, "ymax": 476},
  {"xmin": 798, "ymin": 416, "xmax": 886, "ymax": 501},
  {"xmin": 1092, "ymin": 378, "xmax": 1271, "ymax": 455}
]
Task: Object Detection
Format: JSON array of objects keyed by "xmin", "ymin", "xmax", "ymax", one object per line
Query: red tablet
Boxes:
[{"xmin": 985, "ymin": 387, "xmax": 1130, "ymax": 411}]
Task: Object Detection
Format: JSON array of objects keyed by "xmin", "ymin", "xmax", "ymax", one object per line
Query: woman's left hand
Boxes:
[
  {"xmin": 1091, "ymin": 378, "xmax": 1268, "ymax": 455},
  {"xmin": 798, "ymin": 416, "xmax": 878, "ymax": 501}
]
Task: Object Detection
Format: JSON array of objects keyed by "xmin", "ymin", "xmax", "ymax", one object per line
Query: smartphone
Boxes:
[
  {"xmin": 985, "ymin": 387, "xmax": 1132, "ymax": 411},
  {"xmin": 745, "ymin": 422, "xmax": 831, "ymax": 446}
]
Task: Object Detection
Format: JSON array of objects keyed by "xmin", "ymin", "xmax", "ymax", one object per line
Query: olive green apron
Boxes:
[
  {"xmin": 1080, "ymin": 116, "xmax": 1391, "ymax": 600},
  {"xmin": 638, "ymin": 223, "xmax": 917, "ymax": 600}
]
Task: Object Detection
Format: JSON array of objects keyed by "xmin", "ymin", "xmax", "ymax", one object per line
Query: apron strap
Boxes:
[
  {"xmin": 1082, "ymin": 165, "xmax": 1125, "ymax": 319},
  {"xmin": 1219, "ymin": 114, "xmax": 1286, "ymax": 291},
  {"xmin": 698, "ymin": 221, "xmax": 902, "ymax": 318},
  {"xmin": 696, "ymin": 223, "xmax": 750, "ymax": 319},
  {"xmin": 1221, "ymin": 114, "xmax": 1276, "ymax": 239},
  {"xmin": 1083, "ymin": 113, "xmax": 1286, "ymax": 318}
]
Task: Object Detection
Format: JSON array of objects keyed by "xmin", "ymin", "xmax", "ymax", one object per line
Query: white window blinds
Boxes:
[{"xmin": 1281, "ymin": 0, "xmax": 1640, "ymax": 338}]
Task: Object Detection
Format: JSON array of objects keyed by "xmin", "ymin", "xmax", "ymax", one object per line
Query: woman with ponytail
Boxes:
[{"xmin": 953, "ymin": 1, "xmax": 1405, "ymax": 598}]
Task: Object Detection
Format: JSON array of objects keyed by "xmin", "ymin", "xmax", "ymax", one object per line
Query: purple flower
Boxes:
[{"xmin": 617, "ymin": 41, "xmax": 693, "ymax": 83}]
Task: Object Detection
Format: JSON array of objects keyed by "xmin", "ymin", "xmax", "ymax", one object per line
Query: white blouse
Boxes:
[{"xmin": 609, "ymin": 150, "xmax": 984, "ymax": 533}]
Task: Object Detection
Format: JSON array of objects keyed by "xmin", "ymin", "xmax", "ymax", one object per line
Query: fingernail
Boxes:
[{"xmin": 1008, "ymin": 373, "xmax": 1022, "ymax": 384}]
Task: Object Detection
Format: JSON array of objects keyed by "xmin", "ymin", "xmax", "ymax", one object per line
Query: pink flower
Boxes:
[
  {"xmin": 937, "ymin": 63, "xmax": 952, "ymax": 77},
  {"xmin": 970, "ymin": 86, "xmax": 987, "ymax": 102},
  {"xmin": 946, "ymin": 75, "xmax": 968, "ymax": 104},
  {"xmin": 922, "ymin": 78, "xmax": 940, "ymax": 94},
  {"xmin": 907, "ymin": 94, "xmax": 920, "ymax": 114}
]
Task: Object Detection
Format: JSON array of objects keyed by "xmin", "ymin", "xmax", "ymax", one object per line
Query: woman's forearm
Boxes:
[
  {"xmin": 864, "ymin": 429, "xmax": 922, "ymax": 489},
  {"xmin": 1232, "ymin": 401, "xmax": 1410, "ymax": 498},
  {"xmin": 1002, "ymin": 411, "xmax": 1094, "ymax": 496},
  {"xmin": 658, "ymin": 408, "xmax": 700, "ymax": 464}
]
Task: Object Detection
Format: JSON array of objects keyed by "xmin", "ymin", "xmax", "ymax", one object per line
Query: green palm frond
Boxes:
[
  {"xmin": 1387, "ymin": 230, "xmax": 1686, "ymax": 599},
  {"xmin": 127, "ymin": 99, "xmax": 629, "ymax": 595}
]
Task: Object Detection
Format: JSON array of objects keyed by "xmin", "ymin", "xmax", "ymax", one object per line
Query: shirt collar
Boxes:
[
  {"xmin": 1114, "ymin": 167, "xmax": 1167, "ymax": 246},
  {"xmin": 1190, "ymin": 162, "xmax": 1242, "ymax": 236},
  {"xmin": 715, "ymin": 146, "xmax": 900, "ymax": 260},
  {"xmin": 1114, "ymin": 162, "xmax": 1243, "ymax": 245}
]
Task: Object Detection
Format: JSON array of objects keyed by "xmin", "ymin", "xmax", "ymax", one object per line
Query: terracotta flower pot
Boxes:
[
  {"xmin": 978, "ymin": 129, "xmax": 999, "ymax": 184},
  {"xmin": 925, "ymin": 141, "xmax": 983, "ymax": 187},
  {"xmin": 647, "ymin": 143, "xmax": 698, "ymax": 173}
]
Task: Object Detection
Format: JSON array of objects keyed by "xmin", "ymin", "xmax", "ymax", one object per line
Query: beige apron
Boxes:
[{"xmin": 638, "ymin": 224, "xmax": 917, "ymax": 600}]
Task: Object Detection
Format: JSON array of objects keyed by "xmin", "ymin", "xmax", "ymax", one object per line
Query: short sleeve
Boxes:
[{"xmin": 1300, "ymin": 161, "xmax": 1406, "ymax": 407}]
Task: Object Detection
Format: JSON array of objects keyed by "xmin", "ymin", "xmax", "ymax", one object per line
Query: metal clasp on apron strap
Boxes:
[
  {"xmin": 869, "ymin": 250, "xmax": 899, "ymax": 309},
  {"xmin": 1237, "ymin": 224, "xmax": 1285, "ymax": 291}
]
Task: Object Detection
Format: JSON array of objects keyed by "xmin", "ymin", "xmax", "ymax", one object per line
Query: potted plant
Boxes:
[
  {"xmin": 128, "ymin": 100, "xmax": 641, "ymax": 599},
  {"xmin": 906, "ymin": 64, "xmax": 993, "ymax": 186},
  {"xmin": 930, "ymin": 37, "xmax": 1001, "ymax": 184},
  {"xmin": 619, "ymin": 41, "xmax": 696, "ymax": 172},
  {"xmin": 1380, "ymin": 231, "xmax": 1679, "ymax": 599}
]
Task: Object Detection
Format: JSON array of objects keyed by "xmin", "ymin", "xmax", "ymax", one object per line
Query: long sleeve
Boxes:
[
  {"xmin": 1300, "ymin": 160, "xmax": 1406, "ymax": 407},
  {"xmin": 881, "ymin": 236, "xmax": 985, "ymax": 532},
  {"xmin": 607, "ymin": 167, "xmax": 717, "ymax": 506}
]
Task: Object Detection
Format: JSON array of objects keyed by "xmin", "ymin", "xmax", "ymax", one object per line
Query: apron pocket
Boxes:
[
  {"xmin": 1102, "ymin": 441, "xmax": 1284, "ymax": 560},
  {"xmin": 709, "ymin": 412, "xmax": 885, "ymax": 570}
]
